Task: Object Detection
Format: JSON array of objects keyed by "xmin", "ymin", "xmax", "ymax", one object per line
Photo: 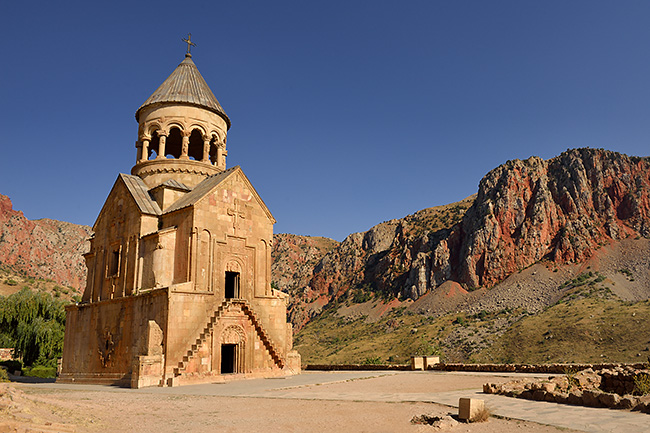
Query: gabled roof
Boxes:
[
  {"xmin": 135, "ymin": 54, "xmax": 230, "ymax": 129},
  {"xmin": 156, "ymin": 179, "xmax": 191, "ymax": 192},
  {"xmin": 164, "ymin": 166, "xmax": 275, "ymax": 223},
  {"xmin": 119, "ymin": 174, "xmax": 162, "ymax": 216},
  {"xmin": 164, "ymin": 166, "xmax": 238, "ymax": 214}
]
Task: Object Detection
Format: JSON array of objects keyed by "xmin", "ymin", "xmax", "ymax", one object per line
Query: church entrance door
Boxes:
[{"xmin": 221, "ymin": 344, "xmax": 236, "ymax": 373}]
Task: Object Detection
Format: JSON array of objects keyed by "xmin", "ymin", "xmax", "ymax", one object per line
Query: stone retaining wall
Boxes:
[
  {"xmin": 432, "ymin": 362, "xmax": 648, "ymax": 374},
  {"xmin": 305, "ymin": 364, "xmax": 410, "ymax": 371},
  {"xmin": 483, "ymin": 366, "xmax": 650, "ymax": 414}
]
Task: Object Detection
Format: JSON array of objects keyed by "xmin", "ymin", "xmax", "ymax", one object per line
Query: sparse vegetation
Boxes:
[
  {"xmin": 633, "ymin": 373, "xmax": 650, "ymax": 395},
  {"xmin": 564, "ymin": 368, "xmax": 579, "ymax": 390}
]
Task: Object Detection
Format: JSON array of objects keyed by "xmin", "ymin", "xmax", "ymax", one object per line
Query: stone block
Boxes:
[
  {"xmin": 411, "ymin": 356, "xmax": 424, "ymax": 371},
  {"xmin": 618, "ymin": 396, "xmax": 638, "ymax": 409},
  {"xmin": 598, "ymin": 392, "xmax": 620, "ymax": 408},
  {"xmin": 423, "ymin": 356, "xmax": 440, "ymax": 369},
  {"xmin": 567, "ymin": 391, "xmax": 583, "ymax": 405},
  {"xmin": 131, "ymin": 355, "xmax": 164, "ymax": 389},
  {"xmin": 582, "ymin": 390, "xmax": 603, "ymax": 407},
  {"xmin": 532, "ymin": 390, "xmax": 546, "ymax": 401},
  {"xmin": 285, "ymin": 350, "xmax": 302, "ymax": 374},
  {"xmin": 458, "ymin": 398, "xmax": 484, "ymax": 421}
]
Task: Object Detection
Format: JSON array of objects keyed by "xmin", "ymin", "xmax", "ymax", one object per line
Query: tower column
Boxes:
[
  {"xmin": 135, "ymin": 140, "xmax": 142, "ymax": 163},
  {"xmin": 216, "ymin": 144, "xmax": 223, "ymax": 167},
  {"xmin": 156, "ymin": 131, "xmax": 167, "ymax": 159},
  {"xmin": 180, "ymin": 131, "xmax": 190, "ymax": 160},
  {"xmin": 139, "ymin": 137, "xmax": 150, "ymax": 163},
  {"xmin": 202, "ymin": 136, "xmax": 210, "ymax": 162}
]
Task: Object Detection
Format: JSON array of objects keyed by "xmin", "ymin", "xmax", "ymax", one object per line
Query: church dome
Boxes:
[
  {"xmin": 132, "ymin": 52, "xmax": 231, "ymax": 189},
  {"xmin": 135, "ymin": 54, "xmax": 231, "ymax": 130}
]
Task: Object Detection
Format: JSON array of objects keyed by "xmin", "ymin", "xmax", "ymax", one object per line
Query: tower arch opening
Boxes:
[
  {"xmin": 209, "ymin": 137, "xmax": 219, "ymax": 165},
  {"xmin": 188, "ymin": 129, "xmax": 204, "ymax": 161},
  {"xmin": 165, "ymin": 127, "xmax": 183, "ymax": 159},
  {"xmin": 148, "ymin": 131, "xmax": 160, "ymax": 160}
]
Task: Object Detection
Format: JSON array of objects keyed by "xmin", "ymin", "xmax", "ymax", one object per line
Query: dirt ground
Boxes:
[{"xmin": 0, "ymin": 372, "xmax": 583, "ymax": 433}]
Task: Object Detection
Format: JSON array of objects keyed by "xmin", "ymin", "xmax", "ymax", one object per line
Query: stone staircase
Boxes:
[
  {"xmin": 172, "ymin": 299, "xmax": 284, "ymax": 377},
  {"xmin": 238, "ymin": 300, "xmax": 285, "ymax": 369}
]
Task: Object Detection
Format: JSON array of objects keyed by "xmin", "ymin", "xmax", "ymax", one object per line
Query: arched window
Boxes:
[
  {"xmin": 148, "ymin": 131, "xmax": 160, "ymax": 160},
  {"xmin": 188, "ymin": 129, "xmax": 204, "ymax": 161},
  {"xmin": 209, "ymin": 137, "xmax": 219, "ymax": 165},
  {"xmin": 165, "ymin": 127, "xmax": 183, "ymax": 159}
]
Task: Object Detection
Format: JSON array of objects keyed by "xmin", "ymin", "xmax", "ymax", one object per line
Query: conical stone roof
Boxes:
[{"xmin": 136, "ymin": 54, "xmax": 231, "ymax": 129}]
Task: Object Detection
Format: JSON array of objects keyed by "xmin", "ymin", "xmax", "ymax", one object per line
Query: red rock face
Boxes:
[
  {"xmin": 0, "ymin": 194, "xmax": 91, "ymax": 289},
  {"xmin": 271, "ymin": 233, "xmax": 339, "ymax": 329},
  {"xmin": 449, "ymin": 149, "xmax": 650, "ymax": 288}
]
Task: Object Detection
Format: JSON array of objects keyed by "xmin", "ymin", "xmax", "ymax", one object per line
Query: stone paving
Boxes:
[
  {"xmin": 429, "ymin": 389, "xmax": 650, "ymax": 433},
  {"xmin": 21, "ymin": 371, "xmax": 650, "ymax": 432}
]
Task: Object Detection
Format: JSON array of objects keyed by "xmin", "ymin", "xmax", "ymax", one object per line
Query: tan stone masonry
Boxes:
[{"xmin": 59, "ymin": 53, "xmax": 300, "ymax": 388}]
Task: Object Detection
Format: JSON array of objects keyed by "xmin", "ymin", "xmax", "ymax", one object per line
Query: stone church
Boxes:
[{"xmin": 59, "ymin": 49, "xmax": 301, "ymax": 388}]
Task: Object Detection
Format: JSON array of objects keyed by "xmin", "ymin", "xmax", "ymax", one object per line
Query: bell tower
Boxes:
[{"xmin": 131, "ymin": 47, "xmax": 231, "ymax": 189}]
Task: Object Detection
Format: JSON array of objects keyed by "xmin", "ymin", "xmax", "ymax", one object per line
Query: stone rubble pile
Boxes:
[{"xmin": 483, "ymin": 367, "xmax": 650, "ymax": 413}]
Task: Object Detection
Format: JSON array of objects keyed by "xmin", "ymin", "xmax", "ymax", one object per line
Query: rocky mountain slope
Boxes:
[
  {"xmin": 286, "ymin": 196, "xmax": 476, "ymax": 330},
  {"xmin": 2, "ymin": 148, "xmax": 648, "ymax": 361},
  {"xmin": 445, "ymin": 148, "xmax": 649, "ymax": 289},
  {"xmin": 0, "ymin": 195, "xmax": 91, "ymax": 290},
  {"xmin": 271, "ymin": 233, "xmax": 339, "ymax": 295},
  {"xmin": 287, "ymin": 148, "xmax": 650, "ymax": 331}
]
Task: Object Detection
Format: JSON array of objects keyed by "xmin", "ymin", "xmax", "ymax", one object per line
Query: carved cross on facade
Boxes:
[
  {"xmin": 182, "ymin": 33, "xmax": 196, "ymax": 55},
  {"xmin": 227, "ymin": 200, "xmax": 246, "ymax": 230}
]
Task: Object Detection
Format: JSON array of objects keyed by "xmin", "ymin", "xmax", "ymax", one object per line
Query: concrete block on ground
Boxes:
[
  {"xmin": 458, "ymin": 397, "xmax": 484, "ymax": 421},
  {"xmin": 410, "ymin": 356, "xmax": 424, "ymax": 371},
  {"xmin": 424, "ymin": 356, "xmax": 440, "ymax": 369}
]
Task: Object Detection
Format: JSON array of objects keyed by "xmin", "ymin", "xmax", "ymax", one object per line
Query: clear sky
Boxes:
[{"xmin": 1, "ymin": 1, "xmax": 649, "ymax": 241}]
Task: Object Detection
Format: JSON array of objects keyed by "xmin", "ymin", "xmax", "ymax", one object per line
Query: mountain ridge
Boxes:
[{"xmin": 2, "ymin": 148, "xmax": 649, "ymax": 346}]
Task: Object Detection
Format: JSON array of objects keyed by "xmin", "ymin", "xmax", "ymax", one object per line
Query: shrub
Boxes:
[
  {"xmin": 23, "ymin": 365, "xmax": 57, "ymax": 379},
  {"xmin": 564, "ymin": 368, "xmax": 579, "ymax": 390},
  {"xmin": 0, "ymin": 367, "xmax": 9, "ymax": 382},
  {"xmin": 634, "ymin": 373, "xmax": 650, "ymax": 396},
  {"xmin": 361, "ymin": 356, "xmax": 382, "ymax": 365}
]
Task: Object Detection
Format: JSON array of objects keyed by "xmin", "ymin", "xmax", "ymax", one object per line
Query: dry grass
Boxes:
[{"xmin": 474, "ymin": 297, "xmax": 650, "ymax": 364}]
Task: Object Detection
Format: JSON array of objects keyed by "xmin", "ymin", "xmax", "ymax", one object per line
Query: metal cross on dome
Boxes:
[{"xmin": 182, "ymin": 33, "xmax": 197, "ymax": 55}]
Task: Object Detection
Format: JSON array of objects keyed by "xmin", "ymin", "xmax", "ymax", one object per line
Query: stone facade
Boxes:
[{"xmin": 59, "ymin": 53, "xmax": 300, "ymax": 388}]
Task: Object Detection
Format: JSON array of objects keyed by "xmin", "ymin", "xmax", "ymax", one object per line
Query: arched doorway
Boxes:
[{"xmin": 220, "ymin": 325, "xmax": 245, "ymax": 374}]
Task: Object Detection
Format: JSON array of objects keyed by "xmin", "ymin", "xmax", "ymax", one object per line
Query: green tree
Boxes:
[{"xmin": 0, "ymin": 288, "xmax": 66, "ymax": 366}]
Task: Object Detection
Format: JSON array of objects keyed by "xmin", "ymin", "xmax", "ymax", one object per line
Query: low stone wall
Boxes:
[
  {"xmin": 305, "ymin": 364, "xmax": 410, "ymax": 371},
  {"xmin": 432, "ymin": 362, "xmax": 648, "ymax": 374},
  {"xmin": 599, "ymin": 366, "xmax": 643, "ymax": 395}
]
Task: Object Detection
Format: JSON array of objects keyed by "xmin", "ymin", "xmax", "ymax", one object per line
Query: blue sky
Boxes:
[{"xmin": 1, "ymin": 1, "xmax": 649, "ymax": 241}]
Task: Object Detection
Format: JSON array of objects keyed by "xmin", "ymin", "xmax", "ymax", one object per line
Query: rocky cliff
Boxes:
[
  {"xmin": 288, "ymin": 149, "xmax": 650, "ymax": 329},
  {"xmin": 271, "ymin": 233, "xmax": 338, "ymax": 296},
  {"xmin": 288, "ymin": 197, "xmax": 475, "ymax": 329},
  {"xmin": 442, "ymin": 148, "xmax": 649, "ymax": 290},
  {"xmin": 0, "ymin": 195, "xmax": 91, "ymax": 289}
]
